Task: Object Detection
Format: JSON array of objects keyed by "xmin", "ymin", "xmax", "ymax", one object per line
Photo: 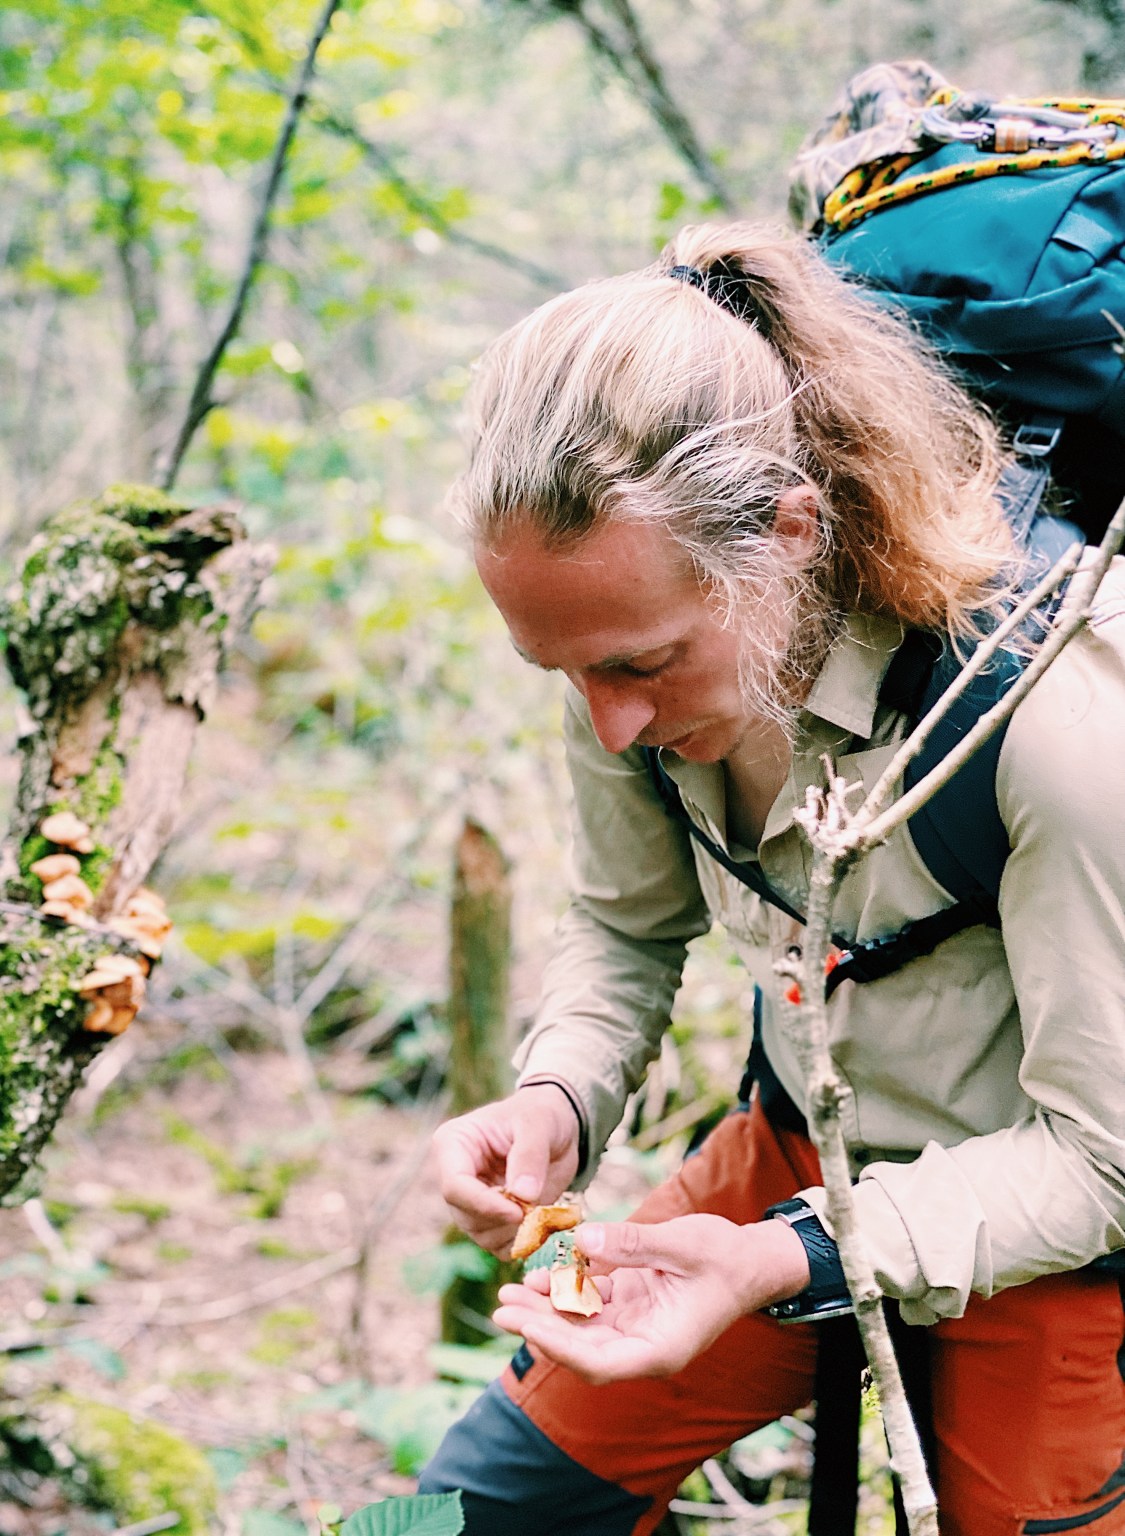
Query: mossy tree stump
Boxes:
[{"xmin": 0, "ymin": 483, "xmax": 270, "ymax": 1200}]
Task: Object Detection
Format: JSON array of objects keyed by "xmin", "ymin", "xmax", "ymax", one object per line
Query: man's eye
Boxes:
[{"xmin": 620, "ymin": 652, "xmax": 674, "ymax": 678}]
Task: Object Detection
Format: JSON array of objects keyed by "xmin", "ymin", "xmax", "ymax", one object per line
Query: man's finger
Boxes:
[
  {"xmin": 441, "ymin": 1173, "xmax": 525, "ymax": 1225},
  {"xmin": 574, "ymin": 1219, "xmax": 694, "ymax": 1275},
  {"xmin": 504, "ymin": 1106, "xmax": 552, "ymax": 1204},
  {"xmin": 496, "ymin": 1282, "xmax": 555, "ymax": 1315}
]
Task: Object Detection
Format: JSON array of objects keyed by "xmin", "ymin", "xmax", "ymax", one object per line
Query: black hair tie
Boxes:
[{"xmin": 667, "ymin": 260, "xmax": 771, "ymax": 338}]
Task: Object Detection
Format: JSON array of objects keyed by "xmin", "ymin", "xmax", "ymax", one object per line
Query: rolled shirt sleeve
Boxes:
[{"xmin": 514, "ymin": 688, "xmax": 711, "ymax": 1177}]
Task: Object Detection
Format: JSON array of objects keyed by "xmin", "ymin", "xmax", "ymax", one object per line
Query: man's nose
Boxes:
[{"xmin": 580, "ymin": 673, "xmax": 657, "ymax": 754}]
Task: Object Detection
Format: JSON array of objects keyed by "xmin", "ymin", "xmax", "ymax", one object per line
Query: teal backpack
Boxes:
[{"xmin": 791, "ymin": 61, "xmax": 1125, "ymax": 535}]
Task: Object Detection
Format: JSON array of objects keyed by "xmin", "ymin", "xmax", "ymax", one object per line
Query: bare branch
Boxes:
[
  {"xmin": 507, "ymin": 0, "xmax": 732, "ymax": 207},
  {"xmin": 858, "ymin": 538, "xmax": 1085, "ymax": 830},
  {"xmin": 595, "ymin": 0, "xmax": 734, "ymax": 210},
  {"xmin": 862, "ymin": 495, "xmax": 1125, "ymax": 850},
  {"xmin": 785, "ymin": 497, "xmax": 1125, "ymax": 1531},
  {"xmin": 159, "ymin": 0, "xmax": 344, "ymax": 489},
  {"xmin": 313, "ymin": 109, "xmax": 566, "ymax": 290}
]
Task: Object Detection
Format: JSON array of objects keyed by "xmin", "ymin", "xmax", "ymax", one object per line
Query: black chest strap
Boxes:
[{"xmin": 642, "ymin": 745, "xmax": 989, "ymax": 994}]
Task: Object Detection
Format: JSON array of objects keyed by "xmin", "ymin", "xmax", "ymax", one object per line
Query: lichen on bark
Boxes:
[{"xmin": 0, "ymin": 482, "xmax": 271, "ymax": 1201}]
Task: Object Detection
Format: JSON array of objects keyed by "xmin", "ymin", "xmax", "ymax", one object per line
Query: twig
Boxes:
[
  {"xmin": 668, "ymin": 1498, "xmax": 802, "ymax": 1527},
  {"xmin": 312, "ymin": 110, "xmax": 565, "ymax": 290},
  {"xmin": 597, "ymin": 0, "xmax": 734, "ymax": 210},
  {"xmin": 22, "ymin": 1198, "xmax": 69, "ymax": 1269},
  {"xmin": 702, "ymin": 1456, "xmax": 757, "ymax": 1513},
  {"xmin": 861, "ymin": 496, "xmax": 1124, "ymax": 847},
  {"xmin": 148, "ymin": 1245, "xmax": 362, "ymax": 1327},
  {"xmin": 159, "ymin": 0, "xmax": 343, "ymax": 488},
  {"xmin": 784, "ymin": 494, "xmax": 1125, "ymax": 1534},
  {"xmin": 539, "ymin": 0, "xmax": 732, "ymax": 208},
  {"xmin": 781, "ymin": 841, "xmax": 938, "ymax": 1532},
  {"xmin": 110, "ymin": 1515, "xmax": 181, "ymax": 1536},
  {"xmin": 858, "ymin": 540, "xmax": 1084, "ymax": 829},
  {"xmin": 629, "ymin": 1092, "xmax": 722, "ymax": 1152}
]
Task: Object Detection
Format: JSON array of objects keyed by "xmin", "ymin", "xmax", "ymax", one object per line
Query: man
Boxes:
[{"xmin": 421, "ymin": 222, "xmax": 1125, "ymax": 1536}]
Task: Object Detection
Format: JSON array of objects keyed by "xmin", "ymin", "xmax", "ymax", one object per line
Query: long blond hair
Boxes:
[{"xmin": 453, "ymin": 222, "xmax": 1019, "ymax": 720}]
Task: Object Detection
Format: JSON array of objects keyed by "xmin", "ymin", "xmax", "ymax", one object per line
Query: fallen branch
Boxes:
[{"xmin": 110, "ymin": 1515, "xmax": 181, "ymax": 1536}]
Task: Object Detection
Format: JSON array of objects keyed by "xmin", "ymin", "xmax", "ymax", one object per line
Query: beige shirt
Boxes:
[{"xmin": 514, "ymin": 566, "xmax": 1125, "ymax": 1326}]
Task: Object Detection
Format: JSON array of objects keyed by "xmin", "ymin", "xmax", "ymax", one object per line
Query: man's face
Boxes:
[{"xmin": 475, "ymin": 518, "xmax": 762, "ymax": 762}]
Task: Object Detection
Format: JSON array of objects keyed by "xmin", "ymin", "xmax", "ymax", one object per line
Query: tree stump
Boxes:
[
  {"xmin": 0, "ymin": 483, "xmax": 271, "ymax": 1200},
  {"xmin": 441, "ymin": 817, "xmax": 518, "ymax": 1344}
]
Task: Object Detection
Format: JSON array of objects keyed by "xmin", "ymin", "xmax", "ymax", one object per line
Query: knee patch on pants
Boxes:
[{"xmin": 418, "ymin": 1375, "xmax": 651, "ymax": 1536}]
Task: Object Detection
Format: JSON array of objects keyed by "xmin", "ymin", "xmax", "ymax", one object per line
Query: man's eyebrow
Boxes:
[
  {"xmin": 511, "ymin": 641, "xmax": 553, "ymax": 670},
  {"xmin": 511, "ymin": 639, "xmax": 678, "ymax": 672}
]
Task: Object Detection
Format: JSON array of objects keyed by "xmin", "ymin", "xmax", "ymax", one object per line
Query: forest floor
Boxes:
[
  {"xmin": 0, "ymin": 1013, "xmax": 675, "ymax": 1535},
  {"xmin": 0, "ymin": 951, "xmax": 894, "ymax": 1536}
]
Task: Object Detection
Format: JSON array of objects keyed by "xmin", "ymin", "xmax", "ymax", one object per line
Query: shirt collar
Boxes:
[{"xmin": 800, "ymin": 612, "xmax": 906, "ymax": 741}]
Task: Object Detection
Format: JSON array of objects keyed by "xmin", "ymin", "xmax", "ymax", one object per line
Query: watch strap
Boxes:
[{"xmin": 764, "ymin": 1197, "xmax": 853, "ymax": 1322}]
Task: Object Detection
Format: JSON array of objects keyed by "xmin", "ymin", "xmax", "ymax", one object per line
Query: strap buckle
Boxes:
[{"xmin": 1013, "ymin": 419, "xmax": 1062, "ymax": 459}]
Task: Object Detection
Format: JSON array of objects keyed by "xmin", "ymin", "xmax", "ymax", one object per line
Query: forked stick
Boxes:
[{"xmin": 782, "ymin": 493, "xmax": 1125, "ymax": 1534}]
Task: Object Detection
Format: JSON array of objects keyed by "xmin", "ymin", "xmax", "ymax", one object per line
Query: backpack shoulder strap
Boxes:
[
  {"xmin": 886, "ymin": 462, "xmax": 1080, "ymax": 915},
  {"xmin": 641, "ymin": 747, "xmax": 809, "ymax": 925}
]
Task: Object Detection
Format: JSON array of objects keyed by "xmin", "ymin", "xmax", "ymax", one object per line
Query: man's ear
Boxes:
[{"xmin": 773, "ymin": 484, "xmax": 820, "ymax": 558}]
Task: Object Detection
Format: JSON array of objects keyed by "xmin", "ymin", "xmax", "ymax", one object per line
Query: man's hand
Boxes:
[
  {"xmin": 492, "ymin": 1213, "xmax": 811, "ymax": 1382},
  {"xmin": 432, "ymin": 1084, "xmax": 582, "ymax": 1255}
]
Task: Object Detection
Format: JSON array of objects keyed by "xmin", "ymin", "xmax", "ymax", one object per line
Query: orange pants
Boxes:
[{"xmin": 423, "ymin": 1104, "xmax": 1125, "ymax": 1535}]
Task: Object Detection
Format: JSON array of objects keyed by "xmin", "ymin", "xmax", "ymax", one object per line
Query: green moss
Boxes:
[
  {"xmin": 15, "ymin": 745, "xmax": 124, "ymax": 898},
  {"xmin": 1, "ymin": 482, "xmax": 229, "ymax": 719},
  {"xmin": 93, "ymin": 483, "xmax": 194, "ymax": 526},
  {"xmin": 0, "ymin": 918, "xmax": 105, "ymax": 1166},
  {"xmin": 251, "ymin": 1306, "xmax": 317, "ymax": 1366},
  {"xmin": 110, "ymin": 1194, "xmax": 172, "ymax": 1224},
  {"xmin": 61, "ymin": 1396, "xmax": 219, "ymax": 1535},
  {"xmin": 156, "ymin": 1241, "xmax": 192, "ymax": 1264}
]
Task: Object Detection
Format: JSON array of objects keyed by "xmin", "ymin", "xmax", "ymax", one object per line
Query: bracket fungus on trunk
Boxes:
[{"xmin": 0, "ymin": 483, "xmax": 271, "ymax": 1201}]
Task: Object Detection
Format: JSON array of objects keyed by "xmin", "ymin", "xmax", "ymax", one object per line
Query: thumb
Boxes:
[
  {"xmin": 575, "ymin": 1219, "xmax": 695, "ymax": 1275},
  {"xmin": 504, "ymin": 1105, "xmax": 551, "ymax": 1205}
]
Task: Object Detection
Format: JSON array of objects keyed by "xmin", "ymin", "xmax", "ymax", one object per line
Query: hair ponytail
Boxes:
[{"xmin": 453, "ymin": 221, "xmax": 1018, "ymax": 717}]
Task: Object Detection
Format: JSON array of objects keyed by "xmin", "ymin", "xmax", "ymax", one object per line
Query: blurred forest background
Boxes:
[{"xmin": 0, "ymin": 2, "xmax": 1121, "ymax": 1533}]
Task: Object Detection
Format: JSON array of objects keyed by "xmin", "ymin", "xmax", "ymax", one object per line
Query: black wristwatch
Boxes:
[{"xmin": 763, "ymin": 1197, "xmax": 853, "ymax": 1323}]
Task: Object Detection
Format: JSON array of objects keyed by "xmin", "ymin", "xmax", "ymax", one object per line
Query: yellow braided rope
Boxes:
[{"xmin": 824, "ymin": 96, "xmax": 1125, "ymax": 232}]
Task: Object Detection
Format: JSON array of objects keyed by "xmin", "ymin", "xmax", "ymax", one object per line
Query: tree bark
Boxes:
[
  {"xmin": 0, "ymin": 483, "xmax": 271, "ymax": 1200},
  {"xmin": 447, "ymin": 819, "xmax": 513, "ymax": 1118},
  {"xmin": 442, "ymin": 817, "xmax": 516, "ymax": 1344}
]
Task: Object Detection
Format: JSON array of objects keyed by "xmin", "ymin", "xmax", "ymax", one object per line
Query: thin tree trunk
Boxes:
[
  {"xmin": 159, "ymin": 0, "xmax": 343, "ymax": 489},
  {"xmin": 442, "ymin": 818, "xmax": 517, "ymax": 1343}
]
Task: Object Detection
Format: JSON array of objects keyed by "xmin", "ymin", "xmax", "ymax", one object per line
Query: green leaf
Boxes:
[
  {"xmin": 428, "ymin": 1340, "xmax": 514, "ymax": 1385},
  {"xmin": 206, "ymin": 1445, "xmax": 250, "ymax": 1491},
  {"xmin": 64, "ymin": 1337, "xmax": 126, "ymax": 1381},
  {"xmin": 402, "ymin": 1241, "xmax": 496, "ymax": 1295},
  {"xmin": 341, "ymin": 1491, "xmax": 464, "ymax": 1536},
  {"xmin": 242, "ymin": 1512, "xmax": 306, "ymax": 1536},
  {"xmin": 353, "ymin": 1384, "xmax": 480, "ymax": 1475}
]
